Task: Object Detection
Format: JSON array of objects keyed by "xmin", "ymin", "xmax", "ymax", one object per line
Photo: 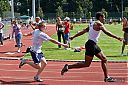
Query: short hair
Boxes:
[
  {"xmin": 12, "ymin": 20, "xmax": 16, "ymax": 23},
  {"xmin": 38, "ymin": 21, "xmax": 46, "ymax": 27},
  {"xmin": 96, "ymin": 12, "xmax": 104, "ymax": 20}
]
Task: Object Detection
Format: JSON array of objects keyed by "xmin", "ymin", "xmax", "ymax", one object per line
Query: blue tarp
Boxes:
[{"xmin": 19, "ymin": 15, "xmax": 30, "ymax": 19}]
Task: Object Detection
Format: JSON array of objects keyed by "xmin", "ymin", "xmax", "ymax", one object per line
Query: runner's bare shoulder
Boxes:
[{"xmin": 93, "ymin": 21, "xmax": 103, "ymax": 31}]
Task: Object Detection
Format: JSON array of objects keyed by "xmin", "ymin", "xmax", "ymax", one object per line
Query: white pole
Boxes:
[
  {"xmin": 38, "ymin": 0, "xmax": 40, "ymax": 8},
  {"xmin": 11, "ymin": 0, "xmax": 14, "ymax": 18},
  {"xmin": 32, "ymin": 0, "xmax": 36, "ymax": 19},
  {"xmin": 121, "ymin": 0, "xmax": 123, "ymax": 18}
]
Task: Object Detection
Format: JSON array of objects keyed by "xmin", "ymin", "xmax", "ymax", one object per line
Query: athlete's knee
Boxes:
[
  {"xmin": 35, "ymin": 64, "xmax": 41, "ymax": 69},
  {"xmin": 41, "ymin": 61, "xmax": 47, "ymax": 67},
  {"xmin": 82, "ymin": 61, "xmax": 91, "ymax": 67},
  {"xmin": 44, "ymin": 62, "xmax": 47, "ymax": 66},
  {"xmin": 101, "ymin": 58, "xmax": 107, "ymax": 63}
]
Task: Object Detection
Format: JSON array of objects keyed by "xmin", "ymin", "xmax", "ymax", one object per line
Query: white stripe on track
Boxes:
[
  {"xmin": 0, "ymin": 76, "xmax": 127, "ymax": 83},
  {"xmin": 0, "ymin": 57, "xmax": 128, "ymax": 63}
]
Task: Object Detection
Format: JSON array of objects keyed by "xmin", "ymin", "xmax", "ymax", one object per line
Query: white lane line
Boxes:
[
  {"xmin": 0, "ymin": 76, "xmax": 104, "ymax": 83},
  {"xmin": 4, "ymin": 52, "xmax": 15, "ymax": 55},
  {"xmin": 0, "ymin": 63, "xmax": 127, "ymax": 69},
  {"xmin": 0, "ymin": 57, "xmax": 128, "ymax": 63},
  {"xmin": 0, "ymin": 64, "xmax": 19, "ymax": 66},
  {"xmin": 45, "ymin": 79, "xmax": 127, "ymax": 83},
  {"xmin": 0, "ymin": 76, "xmax": 127, "ymax": 83},
  {"xmin": 0, "ymin": 76, "xmax": 32, "ymax": 80},
  {"xmin": 0, "ymin": 57, "xmax": 20, "ymax": 60},
  {"xmin": 0, "ymin": 69, "xmax": 36, "ymax": 72}
]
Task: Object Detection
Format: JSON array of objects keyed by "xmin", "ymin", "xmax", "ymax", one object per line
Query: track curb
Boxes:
[{"xmin": 0, "ymin": 57, "xmax": 128, "ymax": 63}]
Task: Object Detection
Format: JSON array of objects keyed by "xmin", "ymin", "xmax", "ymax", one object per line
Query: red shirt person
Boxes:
[{"xmin": 63, "ymin": 17, "xmax": 71, "ymax": 48}]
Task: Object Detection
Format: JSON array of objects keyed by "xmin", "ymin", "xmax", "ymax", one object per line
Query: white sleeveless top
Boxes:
[{"xmin": 88, "ymin": 21, "xmax": 101, "ymax": 43}]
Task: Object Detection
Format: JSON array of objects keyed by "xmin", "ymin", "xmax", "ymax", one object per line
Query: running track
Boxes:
[
  {"xmin": 0, "ymin": 24, "xmax": 128, "ymax": 85},
  {"xmin": 0, "ymin": 59, "xmax": 127, "ymax": 85}
]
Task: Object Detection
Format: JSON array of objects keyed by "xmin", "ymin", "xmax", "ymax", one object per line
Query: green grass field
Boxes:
[{"xmin": 24, "ymin": 23, "xmax": 128, "ymax": 61}]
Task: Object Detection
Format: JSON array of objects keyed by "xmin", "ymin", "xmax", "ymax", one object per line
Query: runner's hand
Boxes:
[
  {"xmin": 118, "ymin": 37, "xmax": 123, "ymax": 42},
  {"xmin": 69, "ymin": 36, "xmax": 74, "ymax": 40},
  {"xmin": 62, "ymin": 44, "xmax": 69, "ymax": 48}
]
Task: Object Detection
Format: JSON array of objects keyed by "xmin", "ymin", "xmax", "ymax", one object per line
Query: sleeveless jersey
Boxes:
[{"xmin": 88, "ymin": 21, "xmax": 101, "ymax": 43}]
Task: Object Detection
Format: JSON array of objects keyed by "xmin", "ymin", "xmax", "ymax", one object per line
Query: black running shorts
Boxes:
[{"xmin": 85, "ymin": 40, "xmax": 101, "ymax": 57}]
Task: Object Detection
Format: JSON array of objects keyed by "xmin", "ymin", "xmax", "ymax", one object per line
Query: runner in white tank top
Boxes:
[
  {"xmin": 61, "ymin": 12, "xmax": 123, "ymax": 82},
  {"xmin": 88, "ymin": 21, "xmax": 101, "ymax": 43}
]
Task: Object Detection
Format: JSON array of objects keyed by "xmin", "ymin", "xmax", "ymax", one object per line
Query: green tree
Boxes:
[
  {"xmin": 86, "ymin": 12, "xmax": 91, "ymax": 19},
  {"xmin": 37, "ymin": 7, "xmax": 44, "ymax": 18},
  {"xmin": 12, "ymin": 0, "xmax": 128, "ymax": 18},
  {"xmin": 102, "ymin": 8, "xmax": 108, "ymax": 18},
  {"xmin": 92, "ymin": 0, "xmax": 108, "ymax": 12},
  {"xmin": 71, "ymin": 12, "xmax": 75, "ymax": 18},
  {"xmin": 75, "ymin": 0, "xmax": 92, "ymax": 18},
  {"xmin": 64, "ymin": 12, "xmax": 68, "ymax": 17},
  {"xmin": 76, "ymin": 5, "xmax": 84, "ymax": 18},
  {"xmin": 18, "ymin": 0, "xmax": 31, "ymax": 15},
  {"xmin": 79, "ymin": 0, "xmax": 93, "ymax": 12},
  {"xmin": 0, "ymin": 0, "xmax": 10, "ymax": 18},
  {"xmin": 56, "ymin": 6, "xmax": 63, "ymax": 18}
]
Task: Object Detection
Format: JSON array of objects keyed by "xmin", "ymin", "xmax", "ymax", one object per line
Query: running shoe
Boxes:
[
  {"xmin": 104, "ymin": 77, "xmax": 116, "ymax": 82},
  {"xmin": 34, "ymin": 76, "xmax": 43, "ymax": 82},
  {"xmin": 61, "ymin": 64, "xmax": 68, "ymax": 75},
  {"xmin": 19, "ymin": 58, "xmax": 26, "ymax": 68}
]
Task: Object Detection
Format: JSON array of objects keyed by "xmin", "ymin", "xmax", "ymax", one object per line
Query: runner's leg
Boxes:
[
  {"xmin": 121, "ymin": 43, "xmax": 125, "ymax": 54},
  {"xmin": 68, "ymin": 55, "xmax": 93, "ymax": 69},
  {"xmin": 35, "ymin": 57, "xmax": 47, "ymax": 76},
  {"xmin": 95, "ymin": 51, "xmax": 108, "ymax": 78}
]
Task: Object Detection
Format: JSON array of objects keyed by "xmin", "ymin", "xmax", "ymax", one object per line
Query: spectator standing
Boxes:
[
  {"xmin": 63, "ymin": 17, "xmax": 71, "ymax": 49},
  {"xmin": 11, "ymin": 20, "xmax": 22, "ymax": 53},
  {"xmin": 121, "ymin": 17, "xmax": 128, "ymax": 55},
  {"xmin": 56, "ymin": 17, "xmax": 65, "ymax": 48},
  {"xmin": 0, "ymin": 22, "xmax": 4, "ymax": 46}
]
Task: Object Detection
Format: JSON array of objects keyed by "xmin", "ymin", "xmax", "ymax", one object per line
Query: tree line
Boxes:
[{"xmin": 0, "ymin": 0, "xmax": 128, "ymax": 19}]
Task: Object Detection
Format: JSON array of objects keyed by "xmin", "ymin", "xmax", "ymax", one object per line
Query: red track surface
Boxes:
[
  {"xmin": 0, "ymin": 24, "xmax": 127, "ymax": 85},
  {"xmin": 0, "ymin": 60, "xmax": 127, "ymax": 85}
]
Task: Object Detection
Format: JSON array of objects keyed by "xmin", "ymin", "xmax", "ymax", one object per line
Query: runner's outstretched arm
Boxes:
[
  {"xmin": 49, "ymin": 39, "xmax": 68, "ymax": 48},
  {"xmin": 100, "ymin": 25, "xmax": 123, "ymax": 41},
  {"xmin": 70, "ymin": 27, "xmax": 89, "ymax": 40}
]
